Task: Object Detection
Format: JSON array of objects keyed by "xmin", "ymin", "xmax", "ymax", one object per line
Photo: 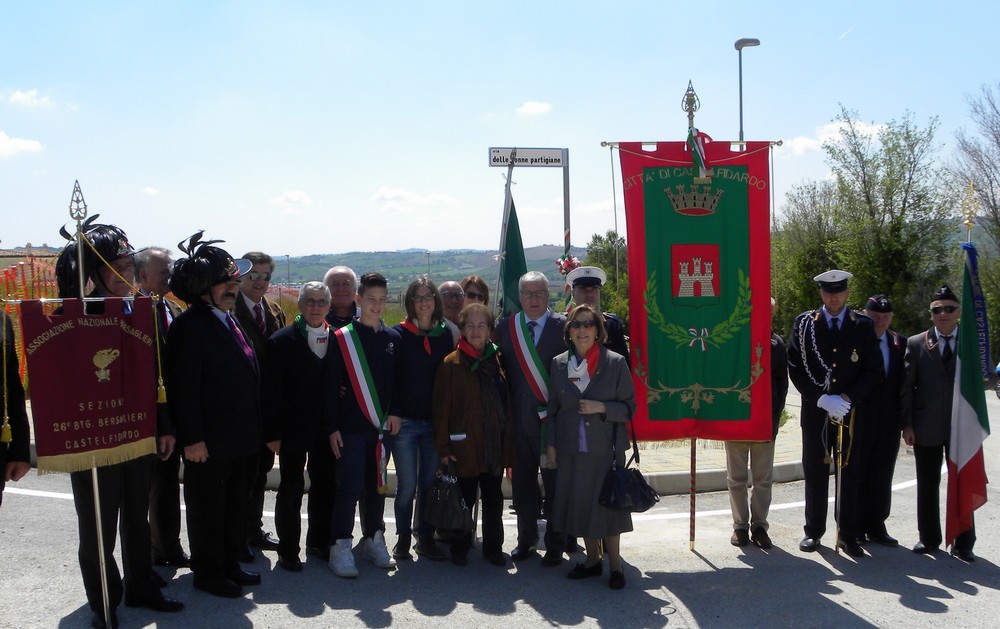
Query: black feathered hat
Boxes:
[
  {"xmin": 865, "ymin": 294, "xmax": 893, "ymax": 313},
  {"xmin": 54, "ymin": 216, "xmax": 139, "ymax": 298},
  {"xmin": 168, "ymin": 231, "xmax": 251, "ymax": 304}
]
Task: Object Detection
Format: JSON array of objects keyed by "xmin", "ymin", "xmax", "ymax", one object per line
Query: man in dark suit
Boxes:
[
  {"xmin": 1, "ymin": 312, "xmax": 31, "ymax": 509},
  {"xmin": 856, "ymin": 294, "xmax": 906, "ymax": 546},
  {"xmin": 901, "ymin": 285, "xmax": 976, "ymax": 562},
  {"xmin": 263, "ymin": 281, "xmax": 334, "ymax": 571},
  {"xmin": 787, "ymin": 270, "xmax": 881, "ymax": 557},
  {"xmin": 234, "ymin": 251, "xmax": 287, "ymax": 560},
  {"xmin": 135, "ymin": 246, "xmax": 190, "ymax": 568},
  {"xmin": 496, "ymin": 271, "xmax": 570, "ymax": 566},
  {"xmin": 166, "ymin": 236, "xmax": 262, "ymax": 597}
]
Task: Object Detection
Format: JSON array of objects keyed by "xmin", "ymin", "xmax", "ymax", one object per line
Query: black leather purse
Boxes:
[
  {"xmin": 424, "ymin": 462, "xmax": 473, "ymax": 533},
  {"xmin": 598, "ymin": 419, "xmax": 660, "ymax": 513}
]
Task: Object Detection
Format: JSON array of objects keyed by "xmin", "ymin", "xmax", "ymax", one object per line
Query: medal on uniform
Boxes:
[{"xmin": 851, "ymin": 349, "xmax": 859, "ymax": 363}]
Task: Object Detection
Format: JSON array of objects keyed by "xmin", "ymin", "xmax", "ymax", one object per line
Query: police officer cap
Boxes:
[
  {"xmin": 865, "ymin": 294, "xmax": 892, "ymax": 313},
  {"xmin": 169, "ymin": 231, "xmax": 252, "ymax": 304},
  {"xmin": 813, "ymin": 269, "xmax": 853, "ymax": 293},
  {"xmin": 931, "ymin": 284, "xmax": 959, "ymax": 304},
  {"xmin": 566, "ymin": 266, "xmax": 607, "ymax": 289}
]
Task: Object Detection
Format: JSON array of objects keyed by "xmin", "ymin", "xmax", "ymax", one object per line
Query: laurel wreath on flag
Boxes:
[
  {"xmin": 633, "ymin": 344, "xmax": 764, "ymax": 411},
  {"xmin": 644, "ymin": 268, "xmax": 752, "ymax": 350}
]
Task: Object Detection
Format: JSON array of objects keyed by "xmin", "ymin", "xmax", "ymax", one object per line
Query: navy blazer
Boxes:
[
  {"xmin": 263, "ymin": 322, "xmax": 330, "ymax": 450},
  {"xmin": 863, "ymin": 329, "xmax": 906, "ymax": 432},
  {"xmin": 496, "ymin": 310, "xmax": 567, "ymax": 436},
  {"xmin": 165, "ymin": 303, "xmax": 261, "ymax": 458}
]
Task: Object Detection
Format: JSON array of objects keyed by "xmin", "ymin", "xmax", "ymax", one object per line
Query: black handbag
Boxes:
[
  {"xmin": 598, "ymin": 419, "xmax": 660, "ymax": 513},
  {"xmin": 424, "ymin": 462, "xmax": 473, "ymax": 533}
]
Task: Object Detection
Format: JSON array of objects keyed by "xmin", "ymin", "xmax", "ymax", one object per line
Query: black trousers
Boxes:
[
  {"xmin": 274, "ymin": 433, "xmax": 336, "ymax": 557},
  {"xmin": 856, "ymin": 421, "xmax": 901, "ymax": 536},
  {"xmin": 245, "ymin": 444, "xmax": 274, "ymax": 539},
  {"xmin": 70, "ymin": 455, "xmax": 158, "ymax": 615},
  {"xmin": 511, "ymin": 423, "xmax": 565, "ymax": 552},
  {"xmin": 149, "ymin": 448, "xmax": 183, "ymax": 560},
  {"xmin": 453, "ymin": 473, "xmax": 504, "ymax": 557},
  {"xmin": 184, "ymin": 453, "xmax": 256, "ymax": 580},
  {"xmin": 913, "ymin": 443, "xmax": 976, "ymax": 550},
  {"xmin": 801, "ymin": 411, "xmax": 863, "ymax": 540},
  {"xmin": 305, "ymin": 433, "xmax": 336, "ymax": 550}
]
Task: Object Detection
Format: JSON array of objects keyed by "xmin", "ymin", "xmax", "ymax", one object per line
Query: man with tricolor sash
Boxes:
[
  {"xmin": 496, "ymin": 270, "xmax": 571, "ymax": 566},
  {"xmin": 324, "ymin": 272, "xmax": 401, "ymax": 578}
]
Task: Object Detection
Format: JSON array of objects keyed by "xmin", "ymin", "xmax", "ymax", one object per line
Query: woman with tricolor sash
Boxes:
[
  {"xmin": 546, "ymin": 304, "xmax": 635, "ymax": 590},
  {"xmin": 432, "ymin": 303, "xmax": 512, "ymax": 566},
  {"xmin": 385, "ymin": 277, "xmax": 454, "ymax": 561}
]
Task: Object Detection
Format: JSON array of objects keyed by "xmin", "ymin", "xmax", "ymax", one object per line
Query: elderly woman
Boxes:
[
  {"xmin": 461, "ymin": 275, "xmax": 490, "ymax": 309},
  {"xmin": 432, "ymin": 303, "xmax": 511, "ymax": 566},
  {"xmin": 385, "ymin": 278, "xmax": 455, "ymax": 561},
  {"xmin": 546, "ymin": 304, "xmax": 635, "ymax": 590},
  {"xmin": 263, "ymin": 281, "xmax": 335, "ymax": 571}
]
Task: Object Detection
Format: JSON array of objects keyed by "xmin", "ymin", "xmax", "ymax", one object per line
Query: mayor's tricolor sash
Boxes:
[
  {"xmin": 334, "ymin": 322, "xmax": 389, "ymax": 492},
  {"xmin": 508, "ymin": 313, "xmax": 549, "ymax": 420}
]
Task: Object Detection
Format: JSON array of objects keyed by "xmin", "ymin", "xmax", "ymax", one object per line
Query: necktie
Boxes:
[
  {"xmin": 941, "ymin": 334, "xmax": 953, "ymax": 366},
  {"xmin": 254, "ymin": 303, "xmax": 266, "ymax": 336},
  {"xmin": 527, "ymin": 320, "xmax": 538, "ymax": 345},
  {"xmin": 228, "ymin": 314, "xmax": 257, "ymax": 367},
  {"xmin": 829, "ymin": 316, "xmax": 839, "ymax": 334},
  {"xmin": 881, "ymin": 336, "xmax": 889, "ymax": 376}
]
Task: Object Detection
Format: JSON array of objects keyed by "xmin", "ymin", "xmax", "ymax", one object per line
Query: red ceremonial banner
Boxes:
[
  {"xmin": 20, "ymin": 297, "xmax": 157, "ymax": 472},
  {"xmin": 620, "ymin": 140, "xmax": 772, "ymax": 441}
]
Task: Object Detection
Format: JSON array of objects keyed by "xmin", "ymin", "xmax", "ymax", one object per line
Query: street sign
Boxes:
[{"xmin": 489, "ymin": 147, "xmax": 565, "ymax": 167}]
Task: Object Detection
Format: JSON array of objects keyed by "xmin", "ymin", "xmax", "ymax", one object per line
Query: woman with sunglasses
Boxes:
[
  {"xmin": 460, "ymin": 275, "xmax": 490, "ymax": 310},
  {"xmin": 545, "ymin": 304, "xmax": 635, "ymax": 590}
]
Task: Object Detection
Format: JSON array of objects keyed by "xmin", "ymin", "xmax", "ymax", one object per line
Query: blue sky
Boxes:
[{"xmin": 1, "ymin": 2, "xmax": 995, "ymax": 258}]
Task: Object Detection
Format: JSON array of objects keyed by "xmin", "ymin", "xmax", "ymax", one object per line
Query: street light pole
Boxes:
[{"xmin": 735, "ymin": 37, "xmax": 760, "ymax": 144}]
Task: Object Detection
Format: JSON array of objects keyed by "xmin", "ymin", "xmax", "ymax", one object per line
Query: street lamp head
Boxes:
[{"xmin": 735, "ymin": 38, "xmax": 760, "ymax": 51}]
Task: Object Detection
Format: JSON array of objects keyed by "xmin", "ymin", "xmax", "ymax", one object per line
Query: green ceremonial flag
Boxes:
[{"xmin": 499, "ymin": 198, "xmax": 527, "ymax": 318}]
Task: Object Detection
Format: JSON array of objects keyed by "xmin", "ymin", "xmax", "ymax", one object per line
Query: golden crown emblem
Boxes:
[
  {"xmin": 664, "ymin": 185, "xmax": 723, "ymax": 216},
  {"xmin": 93, "ymin": 348, "xmax": 121, "ymax": 382}
]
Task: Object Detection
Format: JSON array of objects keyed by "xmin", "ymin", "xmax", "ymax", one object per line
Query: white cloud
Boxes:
[
  {"xmin": 370, "ymin": 187, "xmax": 457, "ymax": 209},
  {"xmin": 8, "ymin": 89, "xmax": 52, "ymax": 107},
  {"xmin": 142, "ymin": 186, "xmax": 159, "ymax": 196},
  {"xmin": 781, "ymin": 120, "xmax": 883, "ymax": 157},
  {"xmin": 0, "ymin": 131, "xmax": 44, "ymax": 158},
  {"xmin": 516, "ymin": 101, "xmax": 552, "ymax": 116},
  {"xmin": 271, "ymin": 190, "xmax": 313, "ymax": 205}
]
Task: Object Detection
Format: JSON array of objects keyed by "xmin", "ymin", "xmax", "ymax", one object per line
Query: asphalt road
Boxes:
[{"xmin": 2, "ymin": 397, "xmax": 1000, "ymax": 628}]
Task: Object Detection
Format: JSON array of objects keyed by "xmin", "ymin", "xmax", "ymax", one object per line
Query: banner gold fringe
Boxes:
[{"xmin": 36, "ymin": 437, "xmax": 157, "ymax": 474}]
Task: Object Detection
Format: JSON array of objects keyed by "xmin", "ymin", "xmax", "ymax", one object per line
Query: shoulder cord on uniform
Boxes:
[{"xmin": 796, "ymin": 314, "xmax": 831, "ymax": 390}]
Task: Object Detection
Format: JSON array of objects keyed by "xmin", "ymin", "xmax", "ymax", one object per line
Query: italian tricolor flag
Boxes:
[{"xmin": 947, "ymin": 243, "xmax": 991, "ymax": 545}]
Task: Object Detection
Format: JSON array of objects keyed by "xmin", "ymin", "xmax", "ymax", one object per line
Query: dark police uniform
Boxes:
[
  {"xmin": 603, "ymin": 312, "xmax": 630, "ymax": 367},
  {"xmin": 788, "ymin": 307, "xmax": 880, "ymax": 548}
]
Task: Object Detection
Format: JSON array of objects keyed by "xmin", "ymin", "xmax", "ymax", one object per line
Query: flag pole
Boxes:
[
  {"xmin": 493, "ymin": 148, "xmax": 517, "ymax": 316},
  {"xmin": 682, "ymin": 81, "xmax": 700, "ymax": 552},
  {"xmin": 69, "ymin": 182, "xmax": 112, "ymax": 629}
]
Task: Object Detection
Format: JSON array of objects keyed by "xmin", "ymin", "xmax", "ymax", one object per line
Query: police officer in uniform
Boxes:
[
  {"xmin": 565, "ymin": 266, "xmax": 629, "ymax": 365},
  {"xmin": 787, "ymin": 270, "xmax": 881, "ymax": 557}
]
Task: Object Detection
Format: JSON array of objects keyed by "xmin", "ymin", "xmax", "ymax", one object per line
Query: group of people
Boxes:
[
  {"xmin": 773, "ymin": 270, "xmax": 977, "ymax": 561},
  {"xmin": 0, "ymin": 220, "xmax": 983, "ymax": 627},
  {"xmin": 0, "ymin": 219, "xmax": 637, "ymax": 627}
]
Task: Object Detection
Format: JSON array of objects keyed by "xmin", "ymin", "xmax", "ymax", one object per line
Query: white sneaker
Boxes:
[
  {"xmin": 328, "ymin": 539, "xmax": 358, "ymax": 578},
  {"xmin": 364, "ymin": 531, "xmax": 397, "ymax": 569}
]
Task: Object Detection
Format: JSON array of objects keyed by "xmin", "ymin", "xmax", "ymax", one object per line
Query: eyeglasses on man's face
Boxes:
[
  {"xmin": 519, "ymin": 290, "xmax": 548, "ymax": 300},
  {"xmin": 247, "ymin": 271, "xmax": 272, "ymax": 282},
  {"xmin": 930, "ymin": 305, "xmax": 958, "ymax": 315}
]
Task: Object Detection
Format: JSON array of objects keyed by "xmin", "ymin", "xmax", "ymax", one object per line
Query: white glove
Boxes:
[{"xmin": 817, "ymin": 394, "xmax": 851, "ymax": 419}]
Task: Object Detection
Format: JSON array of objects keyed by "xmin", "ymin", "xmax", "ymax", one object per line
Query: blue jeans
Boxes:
[{"xmin": 385, "ymin": 418, "xmax": 439, "ymax": 539}]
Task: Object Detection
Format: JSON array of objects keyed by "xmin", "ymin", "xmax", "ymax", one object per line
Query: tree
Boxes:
[
  {"xmin": 583, "ymin": 229, "xmax": 629, "ymax": 323},
  {"xmin": 953, "ymin": 83, "xmax": 1000, "ymax": 360},
  {"xmin": 772, "ymin": 106, "xmax": 955, "ymax": 336}
]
